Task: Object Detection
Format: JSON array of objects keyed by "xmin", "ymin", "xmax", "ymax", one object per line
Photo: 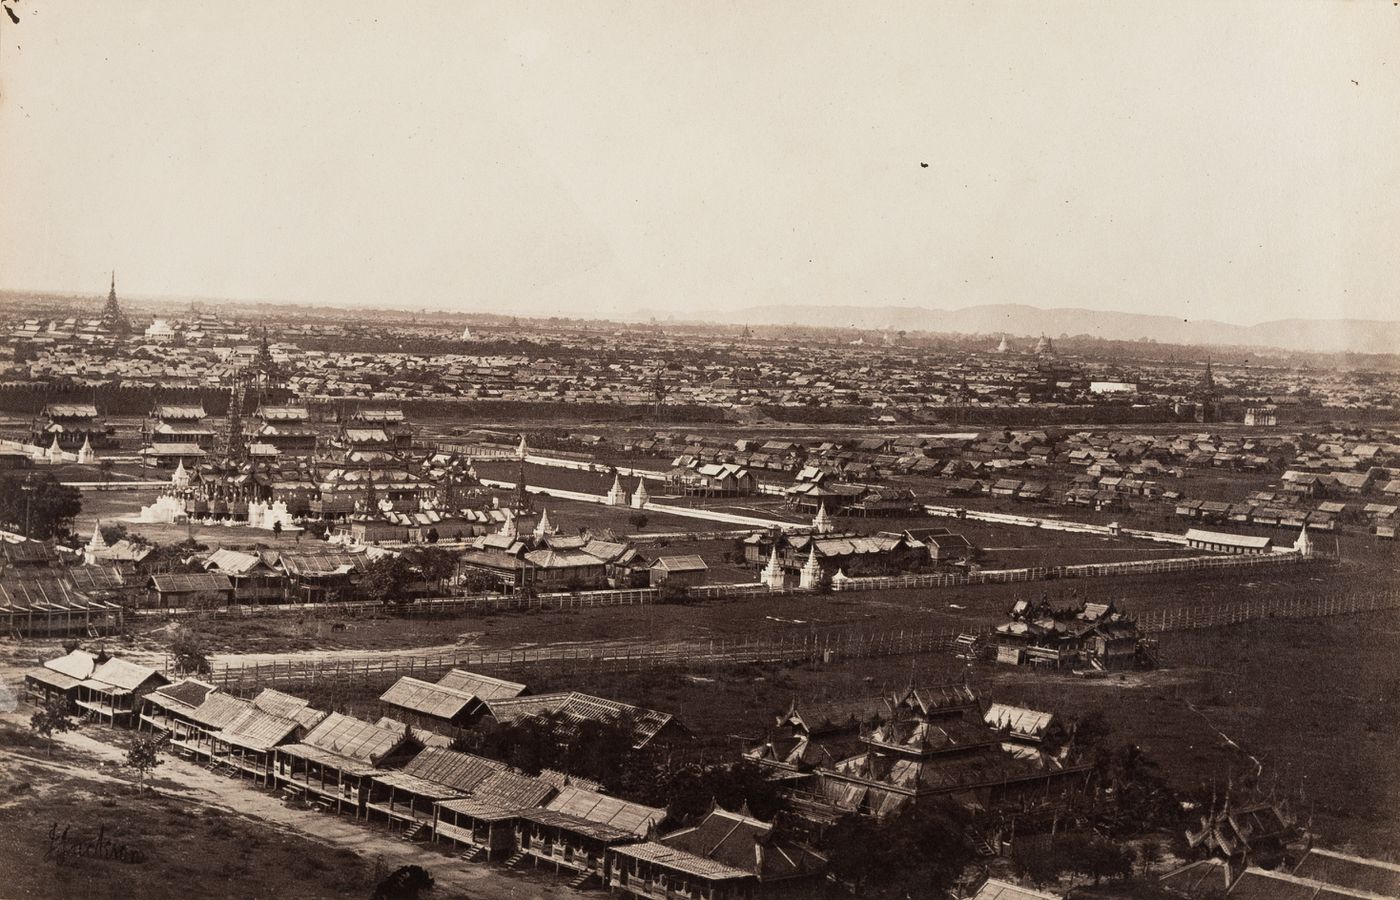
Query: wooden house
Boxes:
[
  {"xmin": 363, "ymin": 747, "xmax": 506, "ymax": 831},
  {"xmin": 138, "ymin": 678, "xmax": 218, "ymax": 739},
  {"xmin": 75, "ymin": 657, "xmax": 169, "ymax": 725},
  {"xmin": 171, "ymin": 691, "xmax": 250, "ymax": 761},
  {"xmin": 433, "ymin": 797, "xmax": 523, "ymax": 861},
  {"xmin": 273, "ymin": 712, "xmax": 417, "ymax": 814},
  {"xmin": 1184, "ymin": 529, "xmax": 1273, "ymax": 555},
  {"xmin": 379, "ymin": 677, "xmax": 481, "ymax": 735},
  {"xmin": 23, "ymin": 648, "xmax": 100, "ymax": 710},
  {"xmin": 212, "ymin": 689, "xmax": 327, "ymax": 783},
  {"xmin": 201, "ymin": 549, "xmax": 283, "ymax": 603},
  {"xmin": 608, "ymin": 806, "xmax": 826, "ymax": 900},
  {"xmin": 648, "ymin": 555, "xmax": 709, "ymax": 588},
  {"xmin": 513, "ymin": 809, "xmax": 638, "ymax": 885},
  {"xmin": 436, "ymin": 669, "xmax": 528, "ymax": 701},
  {"xmin": 148, "ymin": 572, "xmax": 235, "ymax": 609}
]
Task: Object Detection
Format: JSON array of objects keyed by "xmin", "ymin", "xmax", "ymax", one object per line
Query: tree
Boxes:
[
  {"xmin": 98, "ymin": 458, "xmax": 115, "ymax": 486},
  {"xmin": 405, "ymin": 546, "xmax": 458, "ymax": 593},
  {"xmin": 124, "ymin": 735, "xmax": 166, "ymax": 788},
  {"xmin": 371, "ymin": 864, "xmax": 434, "ymax": 900},
  {"xmin": 170, "ymin": 626, "xmax": 212, "ymax": 675},
  {"xmin": 425, "ymin": 527, "xmax": 439, "ymax": 544},
  {"xmin": 360, "ymin": 554, "xmax": 414, "ymax": 604},
  {"xmin": 271, "ymin": 520, "xmax": 283, "ymax": 539},
  {"xmin": 821, "ymin": 800, "xmax": 974, "ymax": 898},
  {"xmin": 29, "ymin": 696, "xmax": 74, "ymax": 756},
  {"xmin": 0, "ymin": 473, "xmax": 82, "ymax": 540},
  {"xmin": 627, "ymin": 512, "xmax": 649, "ymax": 531},
  {"xmin": 99, "ymin": 522, "xmax": 129, "ymax": 545}
]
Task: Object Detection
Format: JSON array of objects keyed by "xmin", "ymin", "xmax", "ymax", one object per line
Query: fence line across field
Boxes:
[
  {"xmin": 133, "ymin": 545, "xmax": 1316, "ymax": 625},
  {"xmin": 206, "ymin": 584, "xmax": 1400, "ymax": 692}
]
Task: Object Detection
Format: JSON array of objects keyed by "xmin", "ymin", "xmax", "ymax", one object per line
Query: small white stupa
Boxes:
[
  {"xmin": 995, "ymin": 334, "xmax": 1010, "ymax": 353},
  {"xmin": 606, "ymin": 472, "xmax": 628, "ymax": 507},
  {"xmin": 631, "ymin": 477, "xmax": 650, "ymax": 509},
  {"xmin": 534, "ymin": 507, "xmax": 557, "ymax": 540},
  {"xmin": 171, "ymin": 458, "xmax": 190, "ymax": 489},
  {"xmin": 762, "ymin": 547, "xmax": 786, "ymax": 591},
  {"xmin": 84, "ymin": 520, "xmax": 108, "ymax": 565},
  {"xmin": 1293, "ymin": 524, "xmax": 1314, "ymax": 558},
  {"xmin": 47, "ymin": 434, "xmax": 64, "ymax": 462},
  {"xmin": 799, "ymin": 545, "xmax": 823, "ymax": 589},
  {"xmin": 812, "ymin": 503, "xmax": 834, "ymax": 534},
  {"xmin": 461, "ymin": 325, "xmax": 473, "ymax": 341},
  {"xmin": 77, "ymin": 435, "xmax": 96, "ymax": 465}
]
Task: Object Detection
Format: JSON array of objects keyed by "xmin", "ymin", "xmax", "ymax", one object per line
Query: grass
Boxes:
[{"xmin": 0, "ymin": 772, "xmax": 374, "ymax": 900}]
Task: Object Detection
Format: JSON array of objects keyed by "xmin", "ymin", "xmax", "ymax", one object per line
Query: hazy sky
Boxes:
[{"xmin": 1, "ymin": 2, "xmax": 1396, "ymax": 324}]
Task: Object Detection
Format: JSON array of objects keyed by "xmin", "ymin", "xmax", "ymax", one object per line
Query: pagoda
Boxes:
[{"xmin": 100, "ymin": 272, "xmax": 131, "ymax": 336}]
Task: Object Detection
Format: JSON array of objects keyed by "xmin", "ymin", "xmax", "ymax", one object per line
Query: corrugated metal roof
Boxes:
[
  {"xmin": 300, "ymin": 712, "xmax": 407, "ymax": 765},
  {"xmin": 544, "ymin": 786, "xmax": 663, "ymax": 837},
  {"xmin": 89, "ymin": 658, "xmax": 165, "ymax": 691},
  {"xmin": 379, "ymin": 677, "xmax": 476, "ymax": 720},
  {"xmin": 470, "ymin": 769, "xmax": 555, "ymax": 809},
  {"xmin": 610, "ymin": 842, "xmax": 753, "ymax": 881},
  {"xmin": 436, "ymin": 669, "xmax": 527, "ymax": 701}
]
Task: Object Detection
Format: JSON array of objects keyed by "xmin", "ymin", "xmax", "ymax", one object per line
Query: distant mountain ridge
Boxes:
[{"xmin": 719, "ymin": 304, "xmax": 1400, "ymax": 354}]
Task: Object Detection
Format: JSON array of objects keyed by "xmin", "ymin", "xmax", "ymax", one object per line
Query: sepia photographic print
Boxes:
[{"xmin": 1, "ymin": 2, "xmax": 1397, "ymax": 898}]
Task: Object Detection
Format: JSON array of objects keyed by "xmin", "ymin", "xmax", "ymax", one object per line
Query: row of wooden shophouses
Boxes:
[{"xmin": 22, "ymin": 649, "xmax": 826, "ymax": 899}]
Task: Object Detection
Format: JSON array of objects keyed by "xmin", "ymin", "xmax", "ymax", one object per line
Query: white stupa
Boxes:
[
  {"xmin": 631, "ymin": 477, "xmax": 650, "ymax": 509},
  {"xmin": 762, "ymin": 547, "xmax": 786, "ymax": 591},
  {"xmin": 84, "ymin": 520, "xmax": 108, "ymax": 564},
  {"xmin": 534, "ymin": 507, "xmax": 557, "ymax": 540},
  {"xmin": 799, "ymin": 545, "xmax": 823, "ymax": 589},
  {"xmin": 812, "ymin": 503, "xmax": 834, "ymax": 534},
  {"xmin": 460, "ymin": 326, "xmax": 473, "ymax": 341},
  {"xmin": 47, "ymin": 434, "xmax": 64, "ymax": 462},
  {"xmin": 77, "ymin": 435, "xmax": 96, "ymax": 465},
  {"xmin": 171, "ymin": 459, "xmax": 191, "ymax": 489},
  {"xmin": 499, "ymin": 508, "xmax": 518, "ymax": 541},
  {"xmin": 1293, "ymin": 524, "xmax": 1314, "ymax": 558},
  {"xmin": 606, "ymin": 472, "xmax": 628, "ymax": 506},
  {"xmin": 996, "ymin": 334, "xmax": 1010, "ymax": 353}
]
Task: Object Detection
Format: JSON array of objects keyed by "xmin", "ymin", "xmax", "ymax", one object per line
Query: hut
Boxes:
[
  {"xmin": 147, "ymin": 572, "xmax": 235, "ymax": 609},
  {"xmin": 75, "ymin": 657, "xmax": 169, "ymax": 725},
  {"xmin": 648, "ymin": 555, "xmax": 709, "ymax": 588},
  {"xmin": 23, "ymin": 648, "xmax": 100, "ymax": 710},
  {"xmin": 607, "ymin": 806, "xmax": 826, "ymax": 900},
  {"xmin": 272, "ymin": 712, "xmax": 416, "ymax": 814},
  {"xmin": 211, "ymin": 689, "xmax": 327, "ymax": 783},
  {"xmin": 363, "ymin": 747, "xmax": 506, "ymax": 832}
]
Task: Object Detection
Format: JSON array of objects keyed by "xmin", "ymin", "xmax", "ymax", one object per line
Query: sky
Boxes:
[{"xmin": 0, "ymin": 1, "xmax": 1397, "ymax": 325}]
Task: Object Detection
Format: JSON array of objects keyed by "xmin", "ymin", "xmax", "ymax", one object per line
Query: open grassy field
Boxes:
[{"xmin": 111, "ymin": 555, "xmax": 1367, "ymax": 664}]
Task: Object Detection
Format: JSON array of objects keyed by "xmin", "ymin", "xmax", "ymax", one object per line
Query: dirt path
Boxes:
[{"xmin": 0, "ymin": 711, "xmax": 580, "ymax": 899}]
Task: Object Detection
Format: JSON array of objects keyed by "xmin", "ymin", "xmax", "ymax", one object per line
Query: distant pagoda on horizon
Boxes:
[{"xmin": 100, "ymin": 271, "xmax": 131, "ymax": 335}]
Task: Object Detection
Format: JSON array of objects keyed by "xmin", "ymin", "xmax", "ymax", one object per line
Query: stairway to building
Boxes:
[
  {"xmin": 567, "ymin": 871, "xmax": 596, "ymax": 891},
  {"xmin": 401, "ymin": 822, "xmax": 428, "ymax": 842},
  {"xmin": 503, "ymin": 849, "xmax": 529, "ymax": 869}
]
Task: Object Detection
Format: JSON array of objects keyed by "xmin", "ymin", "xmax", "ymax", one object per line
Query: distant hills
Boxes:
[{"xmin": 719, "ymin": 304, "xmax": 1400, "ymax": 355}]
